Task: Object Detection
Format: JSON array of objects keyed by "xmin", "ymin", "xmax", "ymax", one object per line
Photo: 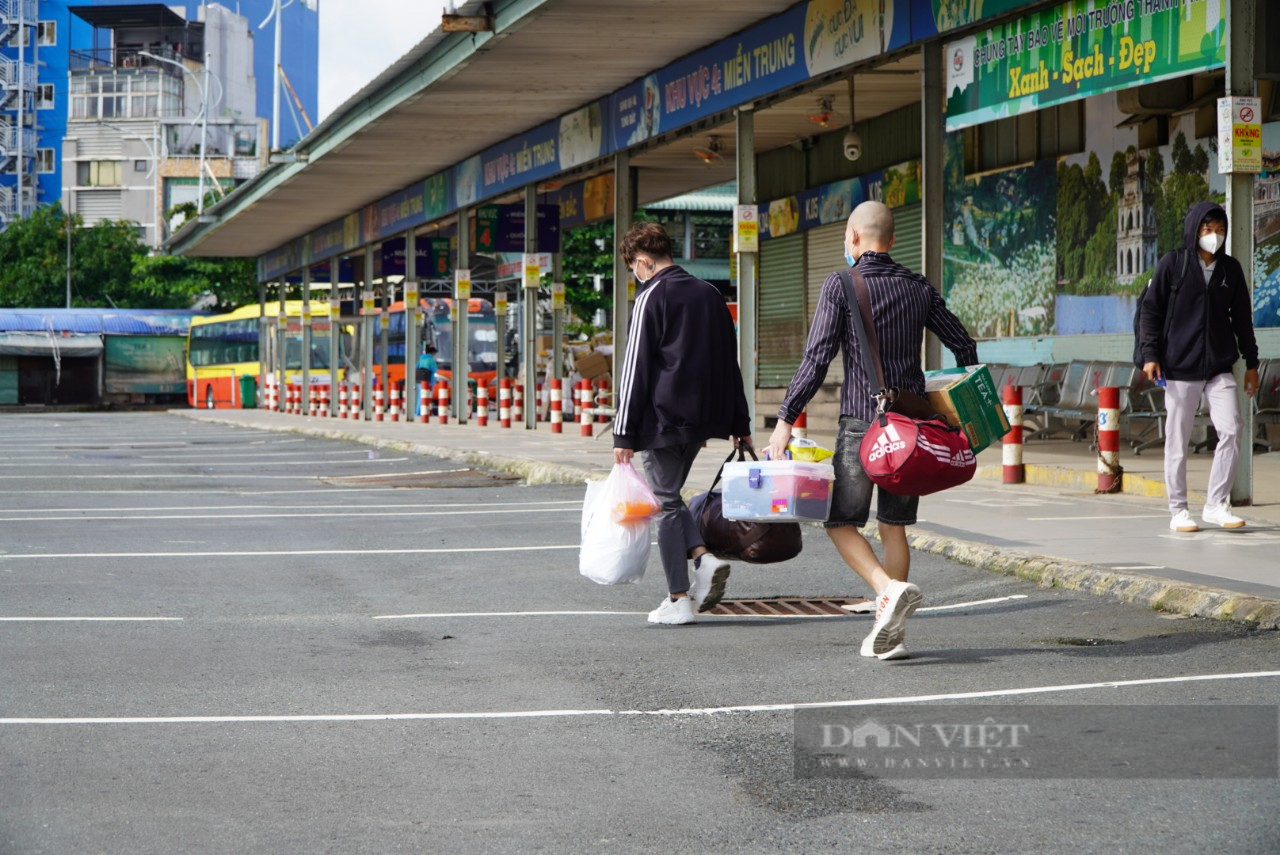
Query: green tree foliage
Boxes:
[
  {"xmin": 1109, "ymin": 149, "xmax": 1129, "ymax": 196},
  {"xmin": 1170, "ymin": 131, "xmax": 1196, "ymax": 174},
  {"xmin": 1056, "ymin": 161, "xmax": 1089, "ymax": 283},
  {"xmin": 0, "ymin": 202, "xmax": 256, "ymax": 310},
  {"xmin": 559, "ymin": 220, "xmax": 615, "ymax": 334}
]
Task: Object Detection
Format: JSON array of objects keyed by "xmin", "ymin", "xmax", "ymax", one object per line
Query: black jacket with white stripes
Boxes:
[{"xmin": 612, "ymin": 264, "xmax": 751, "ymax": 451}]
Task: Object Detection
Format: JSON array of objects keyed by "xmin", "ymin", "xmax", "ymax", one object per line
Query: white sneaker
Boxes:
[
  {"xmin": 1169, "ymin": 509, "xmax": 1199, "ymax": 532},
  {"xmin": 690, "ymin": 554, "xmax": 730, "ymax": 613},
  {"xmin": 860, "ymin": 631, "xmax": 910, "ymax": 660},
  {"xmin": 1202, "ymin": 502, "xmax": 1245, "ymax": 529},
  {"xmin": 862, "ymin": 581, "xmax": 922, "ymax": 657},
  {"xmin": 647, "ymin": 596, "xmax": 696, "ymax": 625}
]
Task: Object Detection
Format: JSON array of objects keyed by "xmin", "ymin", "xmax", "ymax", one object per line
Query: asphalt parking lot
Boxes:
[{"xmin": 1, "ymin": 413, "xmax": 1277, "ymax": 854}]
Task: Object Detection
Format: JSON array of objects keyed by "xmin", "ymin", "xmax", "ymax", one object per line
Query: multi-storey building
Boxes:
[{"xmin": 1, "ymin": 0, "xmax": 316, "ymax": 243}]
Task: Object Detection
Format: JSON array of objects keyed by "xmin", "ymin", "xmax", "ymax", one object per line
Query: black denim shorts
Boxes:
[{"xmin": 825, "ymin": 415, "xmax": 919, "ymax": 528}]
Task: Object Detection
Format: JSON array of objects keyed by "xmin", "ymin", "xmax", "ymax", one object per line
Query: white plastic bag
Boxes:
[{"xmin": 578, "ymin": 463, "xmax": 655, "ymax": 585}]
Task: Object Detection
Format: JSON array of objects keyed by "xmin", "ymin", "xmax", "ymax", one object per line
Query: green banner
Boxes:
[
  {"xmin": 104, "ymin": 335, "xmax": 187, "ymax": 395},
  {"xmin": 944, "ymin": 0, "xmax": 1225, "ymax": 132}
]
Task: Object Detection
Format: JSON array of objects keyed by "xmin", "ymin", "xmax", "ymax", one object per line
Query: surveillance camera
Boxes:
[{"xmin": 843, "ymin": 129, "xmax": 862, "ymax": 162}]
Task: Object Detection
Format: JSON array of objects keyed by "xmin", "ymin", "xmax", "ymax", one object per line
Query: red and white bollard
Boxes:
[
  {"xmin": 1096, "ymin": 385, "xmax": 1122, "ymax": 493},
  {"xmin": 476, "ymin": 383, "xmax": 489, "ymax": 427},
  {"xmin": 499, "ymin": 378, "xmax": 512, "ymax": 428},
  {"xmin": 435, "ymin": 381, "xmax": 450, "ymax": 425},
  {"xmin": 579, "ymin": 379, "xmax": 594, "ymax": 437},
  {"xmin": 1002, "ymin": 385, "xmax": 1025, "ymax": 484},
  {"xmin": 265, "ymin": 381, "xmax": 276, "ymax": 411},
  {"xmin": 418, "ymin": 381, "xmax": 431, "ymax": 423},
  {"xmin": 388, "ymin": 382, "xmax": 402, "ymax": 422},
  {"xmin": 338, "ymin": 384, "xmax": 349, "ymax": 419},
  {"xmin": 320, "ymin": 385, "xmax": 331, "ymax": 417},
  {"xmin": 513, "ymin": 383, "xmax": 524, "ymax": 423},
  {"xmin": 287, "ymin": 384, "xmax": 297, "ymax": 415},
  {"xmin": 793, "ymin": 410, "xmax": 808, "ymax": 439},
  {"xmin": 309, "ymin": 386, "xmax": 319, "ymax": 417},
  {"xmin": 549, "ymin": 379, "xmax": 563, "ymax": 433},
  {"xmin": 373, "ymin": 381, "xmax": 385, "ymax": 421}
]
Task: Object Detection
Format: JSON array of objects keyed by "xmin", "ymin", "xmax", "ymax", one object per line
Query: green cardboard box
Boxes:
[{"xmin": 923, "ymin": 365, "xmax": 1011, "ymax": 453}]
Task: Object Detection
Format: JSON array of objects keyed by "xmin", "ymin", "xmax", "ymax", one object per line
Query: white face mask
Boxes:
[{"xmin": 1198, "ymin": 233, "xmax": 1224, "ymax": 254}]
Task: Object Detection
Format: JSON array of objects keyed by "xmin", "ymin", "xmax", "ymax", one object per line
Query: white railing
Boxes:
[
  {"xmin": 0, "ymin": 122, "xmax": 36, "ymax": 157},
  {"xmin": 0, "ymin": 0, "xmax": 39, "ymax": 23},
  {"xmin": 0, "ymin": 57, "xmax": 37, "ymax": 89}
]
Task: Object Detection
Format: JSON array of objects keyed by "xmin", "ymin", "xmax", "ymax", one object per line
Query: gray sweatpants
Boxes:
[
  {"xmin": 1163, "ymin": 372, "xmax": 1242, "ymax": 512},
  {"xmin": 639, "ymin": 442, "xmax": 705, "ymax": 596}
]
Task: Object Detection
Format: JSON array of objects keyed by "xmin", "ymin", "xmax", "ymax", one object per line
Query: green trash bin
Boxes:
[{"xmin": 239, "ymin": 374, "xmax": 257, "ymax": 408}]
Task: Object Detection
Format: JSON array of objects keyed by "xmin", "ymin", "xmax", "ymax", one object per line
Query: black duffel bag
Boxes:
[{"xmin": 688, "ymin": 447, "xmax": 803, "ymax": 564}]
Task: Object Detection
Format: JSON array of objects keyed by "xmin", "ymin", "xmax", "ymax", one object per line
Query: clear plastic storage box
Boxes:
[{"xmin": 721, "ymin": 460, "xmax": 835, "ymax": 522}]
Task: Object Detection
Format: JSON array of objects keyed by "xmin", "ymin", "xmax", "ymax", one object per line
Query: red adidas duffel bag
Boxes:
[{"xmin": 859, "ymin": 411, "xmax": 976, "ymax": 496}]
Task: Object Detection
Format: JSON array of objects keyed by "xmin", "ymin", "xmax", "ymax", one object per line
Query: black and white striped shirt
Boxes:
[{"xmin": 778, "ymin": 251, "xmax": 978, "ymax": 424}]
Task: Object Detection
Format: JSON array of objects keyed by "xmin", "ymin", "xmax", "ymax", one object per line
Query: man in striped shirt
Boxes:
[{"xmin": 768, "ymin": 202, "xmax": 977, "ymax": 661}]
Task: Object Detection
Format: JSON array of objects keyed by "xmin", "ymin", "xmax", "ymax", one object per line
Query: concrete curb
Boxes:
[
  {"xmin": 178, "ymin": 411, "xmax": 1279, "ymax": 629},
  {"xmin": 904, "ymin": 529, "xmax": 1280, "ymax": 630},
  {"xmin": 975, "ymin": 463, "xmax": 1170, "ymax": 499}
]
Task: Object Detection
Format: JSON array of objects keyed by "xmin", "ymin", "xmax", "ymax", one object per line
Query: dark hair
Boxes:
[
  {"xmin": 619, "ymin": 221, "xmax": 673, "ymax": 266},
  {"xmin": 1201, "ymin": 211, "xmax": 1227, "ymax": 229}
]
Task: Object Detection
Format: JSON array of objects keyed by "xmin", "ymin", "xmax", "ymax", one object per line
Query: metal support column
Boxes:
[
  {"xmin": 523, "ymin": 185, "xmax": 540, "ymax": 430},
  {"xmin": 378, "ymin": 264, "xmax": 390, "ymax": 401},
  {"xmin": 404, "ymin": 229, "xmax": 419, "ymax": 419},
  {"xmin": 455, "ymin": 207, "xmax": 471, "ymax": 424},
  {"xmin": 257, "ymin": 281, "xmax": 267, "ymax": 407},
  {"xmin": 276, "ymin": 280, "xmax": 288, "ymax": 412},
  {"xmin": 611, "ymin": 152, "xmax": 635, "ymax": 386},
  {"xmin": 735, "ymin": 106, "xmax": 758, "ymax": 430},
  {"xmin": 301, "ymin": 266, "xmax": 312, "ymax": 411},
  {"xmin": 1227, "ymin": 0, "xmax": 1257, "ymax": 505},
  {"xmin": 362, "ymin": 250, "xmax": 375, "ymax": 421},
  {"xmin": 921, "ymin": 41, "xmax": 945, "ymax": 372},
  {"xmin": 552, "ymin": 252, "xmax": 564, "ymax": 383},
  {"xmin": 328, "ymin": 259, "xmax": 339, "ymax": 415}
]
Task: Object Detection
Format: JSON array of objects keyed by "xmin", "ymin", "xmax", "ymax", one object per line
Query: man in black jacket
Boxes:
[
  {"xmin": 1139, "ymin": 201, "xmax": 1259, "ymax": 533},
  {"xmin": 613, "ymin": 222, "xmax": 753, "ymax": 625}
]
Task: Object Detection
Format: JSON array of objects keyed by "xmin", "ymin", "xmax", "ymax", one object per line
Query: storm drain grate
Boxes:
[{"xmin": 704, "ymin": 597, "xmax": 870, "ymax": 617}]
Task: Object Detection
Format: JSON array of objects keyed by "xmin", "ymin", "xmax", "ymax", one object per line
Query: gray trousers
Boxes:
[
  {"xmin": 1164, "ymin": 373, "xmax": 1242, "ymax": 512},
  {"xmin": 639, "ymin": 442, "xmax": 705, "ymax": 596}
]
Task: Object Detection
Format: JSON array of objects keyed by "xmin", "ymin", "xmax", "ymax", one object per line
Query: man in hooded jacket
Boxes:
[{"xmin": 1138, "ymin": 200, "xmax": 1259, "ymax": 533}]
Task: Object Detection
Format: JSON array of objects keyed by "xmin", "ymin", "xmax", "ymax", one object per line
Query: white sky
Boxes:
[{"xmin": 317, "ymin": 0, "xmax": 446, "ymax": 120}]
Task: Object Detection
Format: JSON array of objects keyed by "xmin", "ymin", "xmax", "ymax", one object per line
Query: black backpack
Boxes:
[{"xmin": 1132, "ymin": 249, "xmax": 1190, "ymax": 369}]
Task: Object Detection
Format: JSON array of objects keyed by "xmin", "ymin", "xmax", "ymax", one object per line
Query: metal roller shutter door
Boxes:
[
  {"xmin": 757, "ymin": 234, "xmax": 806, "ymax": 388},
  {"xmin": 892, "ymin": 203, "xmax": 923, "ymax": 274},
  {"xmin": 805, "ymin": 222, "xmax": 846, "ymax": 387}
]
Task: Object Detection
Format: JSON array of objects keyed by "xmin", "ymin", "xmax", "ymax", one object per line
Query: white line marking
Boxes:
[
  {"xmin": 375, "ymin": 595, "xmax": 1032, "ymax": 620},
  {"xmin": 0, "ymin": 459, "xmax": 413, "ymax": 468},
  {"xmin": 1026, "ymin": 514, "xmax": 1168, "ymax": 521},
  {"xmin": 0, "ymin": 617, "xmax": 183, "ymax": 622},
  {"xmin": 376, "ymin": 611, "xmax": 648, "ymax": 619},
  {"xmin": 917, "ymin": 594, "xmax": 1029, "ymax": 612},
  {"xmin": 1, "ymin": 508, "xmax": 578, "ymax": 523},
  {"xmin": 1110, "ymin": 565, "xmax": 1166, "ymax": 571},
  {"xmin": 0, "ymin": 500, "xmax": 579, "ymax": 515},
  {"xmin": 1, "ymin": 545, "xmax": 580, "ymax": 560},
  {"xmin": 3, "ymin": 671, "xmax": 1275, "ymax": 725}
]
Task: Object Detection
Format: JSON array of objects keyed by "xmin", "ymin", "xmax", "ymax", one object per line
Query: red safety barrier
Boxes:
[
  {"xmin": 549, "ymin": 378, "xmax": 563, "ymax": 433},
  {"xmin": 1002, "ymin": 385, "xmax": 1025, "ymax": 484},
  {"xmin": 476, "ymin": 383, "xmax": 490, "ymax": 427},
  {"xmin": 338, "ymin": 384, "xmax": 349, "ymax": 419},
  {"xmin": 350, "ymin": 384, "xmax": 362, "ymax": 421},
  {"xmin": 513, "ymin": 383, "xmax": 524, "ymax": 423},
  {"xmin": 418, "ymin": 381, "xmax": 430, "ymax": 423},
  {"xmin": 579, "ymin": 379, "xmax": 594, "ymax": 437},
  {"xmin": 793, "ymin": 410, "xmax": 808, "ymax": 439},
  {"xmin": 388, "ymin": 382, "xmax": 402, "ymax": 422},
  {"xmin": 1096, "ymin": 385, "xmax": 1121, "ymax": 493},
  {"xmin": 320, "ymin": 385, "xmax": 331, "ymax": 417},
  {"xmin": 435, "ymin": 381, "xmax": 450, "ymax": 425},
  {"xmin": 309, "ymin": 386, "xmax": 319, "ymax": 417},
  {"xmin": 286, "ymin": 384, "xmax": 296, "ymax": 415},
  {"xmin": 499, "ymin": 378, "xmax": 512, "ymax": 428},
  {"xmin": 373, "ymin": 381, "xmax": 385, "ymax": 421}
]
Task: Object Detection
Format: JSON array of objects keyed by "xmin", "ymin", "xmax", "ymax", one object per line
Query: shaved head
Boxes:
[{"xmin": 847, "ymin": 201, "xmax": 895, "ymax": 248}]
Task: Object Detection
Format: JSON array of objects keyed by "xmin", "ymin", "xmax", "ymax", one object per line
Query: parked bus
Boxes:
[
  {"xmin": 372, "ymin": 297, "xmax": 499, "ymax": 390},
  {"xmin": 186, "ymin": 301, "xmax": 347, "ymax": 409}
]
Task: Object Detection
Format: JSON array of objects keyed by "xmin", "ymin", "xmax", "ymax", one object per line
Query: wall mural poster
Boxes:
[
  {"xmin": 942, "ymin": 134, "xmax": 1056, "ymax": 338},
  {"xmin": 938, "ymin": 91, "xmax": 1280, "ymax": 338},
  {"xmin": 1254, "ymin": 122, "xmax": 1280, "ymax": 329}
]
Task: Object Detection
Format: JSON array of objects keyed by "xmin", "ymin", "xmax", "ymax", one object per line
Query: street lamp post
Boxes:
[{"xmin": 139, "ymin": 50, "xmax": 211, "ymax": 214}]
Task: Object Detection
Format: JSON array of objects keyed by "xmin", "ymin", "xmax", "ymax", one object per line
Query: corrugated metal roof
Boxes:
[
  {"xmin": 644, "ymin": 183, "xmax": 738, "ymax": 212},
  {"xmin": 0, "ymin": 309, "xmax": 204, "ymax": 335}
]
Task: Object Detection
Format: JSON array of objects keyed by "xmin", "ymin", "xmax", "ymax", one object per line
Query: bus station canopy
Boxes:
[{"xmin": 169, "ymin": 0, "xmax": 921, "ymax": 261}]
